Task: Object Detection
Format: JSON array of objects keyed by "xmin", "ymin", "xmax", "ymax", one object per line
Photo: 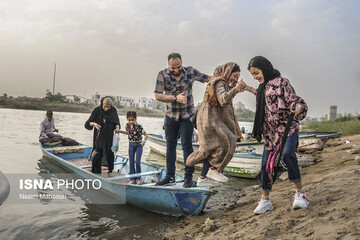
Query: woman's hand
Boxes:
[
  {"xmin": 114, "ymin": 125, "xmax": 120, "ymax": 133},
  {"xmin": 290, "ymin": 103, "xmax": 303, "ymax": 118},
  {"xmin": 235, "ymin": 79, "xmax": 247, "ymax": 92},
  {"xmin": 91, "ymin": 122, "xmax": 101, "ymax": 131}
]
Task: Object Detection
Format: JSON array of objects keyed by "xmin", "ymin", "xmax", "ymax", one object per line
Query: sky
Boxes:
[{"xmin": 0, "ymin": 0, "xmax": 359, "ymax": 117}]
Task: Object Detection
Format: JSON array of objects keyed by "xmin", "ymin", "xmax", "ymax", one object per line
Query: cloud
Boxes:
[
  {"xmin": 1, "ymin": 0, "xmax": 359, "ymax": 116},
  {"xmin": 194, "ymin": 0, "xmax": 234, "ymax": 18}
]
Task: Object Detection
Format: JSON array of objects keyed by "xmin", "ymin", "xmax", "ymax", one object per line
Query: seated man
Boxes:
[{"xmin": 39, "ymin": 110, "xmax": 62, "ymax": 144}]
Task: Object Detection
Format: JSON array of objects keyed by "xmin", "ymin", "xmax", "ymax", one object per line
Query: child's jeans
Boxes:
[
  {"xmin": 261, "ymin": 131, "xmax": 301, "ymax": 191},
  {"xmin": 129, "ymin": 142, "xmax": 143, "ymax": 180}
]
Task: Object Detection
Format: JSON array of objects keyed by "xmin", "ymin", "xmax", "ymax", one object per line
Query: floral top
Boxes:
[
  {"xmin": 126, "ymin": 122, "xmax": 146, "ymax": 143},
  {"xmin": 262, "ymin": 77, "xmax": 308, "ymax": 150}
]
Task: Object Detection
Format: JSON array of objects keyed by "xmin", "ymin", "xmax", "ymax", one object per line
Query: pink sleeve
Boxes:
[{"xmin": 282, "ymin": 79, "xmax": 308, "ymax": 120}]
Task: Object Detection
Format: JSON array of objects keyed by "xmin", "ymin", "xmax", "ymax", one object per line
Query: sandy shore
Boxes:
[{"xmin": 162, "ymin": 134, "xmax": 360, "ymax": 240}]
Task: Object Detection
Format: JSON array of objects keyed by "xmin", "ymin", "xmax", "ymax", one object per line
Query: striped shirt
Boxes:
[{"xmin": 154, "ymin": 66, "xmax": 208, "ymax": 120}]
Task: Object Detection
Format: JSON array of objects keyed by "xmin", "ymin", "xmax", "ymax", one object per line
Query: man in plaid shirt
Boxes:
[{"xmin": 154, "ymin": 53, "xmax": 210, "ymax": 188}]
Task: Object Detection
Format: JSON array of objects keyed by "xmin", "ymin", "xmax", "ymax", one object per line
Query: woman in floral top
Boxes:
[
  {"xmin": 243, "ymin": 56, "xmax": 309, "ymax": 214},
  {"xmin": 120, "ymin": 111, "xmax": 148, "ymax": 184}
]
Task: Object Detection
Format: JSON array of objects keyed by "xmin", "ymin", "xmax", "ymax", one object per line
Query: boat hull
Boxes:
[
  {"xmin": 298, "ymin": 131, "xmax": 343, "ymax": 151},
  {"xmin": 0, "ymin": 171, "xmax": 10, "ymax": 205},
  {"xmin": 147, "ymin": 134, "xmax": 263, "ymax": 179},
  {"xmin": 40, "ymin": 144, "xmax": 214, "ymax": 216}
]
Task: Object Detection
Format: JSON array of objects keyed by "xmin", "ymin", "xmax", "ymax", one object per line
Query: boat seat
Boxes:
[
  {"xmin": 79, "ymin": 161, "xmax": 125, "ymax": 169},
  {"xmin": 107, "ymin": 170, "xmax": 161, "ymax": 181},
  {"xmin": 52, "ymin": 145, "xmax": 84, "ymax": 154}
]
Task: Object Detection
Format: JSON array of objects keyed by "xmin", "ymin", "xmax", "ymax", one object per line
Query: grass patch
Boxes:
[{"xmin": 304, "ymin": 116, "xmax": 360, "ymax": 136}]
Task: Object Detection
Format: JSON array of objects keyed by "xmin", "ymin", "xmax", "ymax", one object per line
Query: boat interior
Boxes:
[{"xmin": 43, "ymin": 144, "xmax": 186, "ymax": 187}]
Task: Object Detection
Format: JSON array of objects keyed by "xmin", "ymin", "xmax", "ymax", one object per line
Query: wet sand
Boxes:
[{"xmin": 162, "ymin": 134, "xmax": 360, "ymax": 240}]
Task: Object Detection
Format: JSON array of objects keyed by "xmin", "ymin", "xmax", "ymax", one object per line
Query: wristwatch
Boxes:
[{"xmin": 173, "ymin": 95, "xmax": 177, "ymax": 102}]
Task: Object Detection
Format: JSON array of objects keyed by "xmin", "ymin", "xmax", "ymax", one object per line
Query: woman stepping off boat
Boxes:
[{"xmin": 186, "ymin": 62, "xmax": 246, "ymax": 186}]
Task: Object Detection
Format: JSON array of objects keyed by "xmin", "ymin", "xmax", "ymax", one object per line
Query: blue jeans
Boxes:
[
  {"xmin": 129, "ymin": 142, "xmax": 143, "ymax": 180},
  {"xmin": 201, "ymin": 160, "xmax": 212, "ymax": 177},
  {"xmin": 261, "ymin": 131, "xmax": 301, "ymax": 191},
  {"xmin": 164, "ymin": 115, "xmax": 194, "ymax": 178}
]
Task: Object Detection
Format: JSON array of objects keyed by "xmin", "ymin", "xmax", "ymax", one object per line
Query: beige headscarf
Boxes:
[
  {"xmin": 205, "ymin": 62, "xmax": 236, "ymax": 106},
  {"xmin": 204, "ymin": 62, "xmax": 242, "ymax": 138}
]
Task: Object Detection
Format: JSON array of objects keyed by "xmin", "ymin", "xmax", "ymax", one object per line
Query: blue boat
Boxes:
[
  {"xmin": 40, "ymin": 143, "xmax": 215, "ymax": 216},
  {"xmin": 0, "ymin": 170, "xmax": 10, "ymax": 205}
]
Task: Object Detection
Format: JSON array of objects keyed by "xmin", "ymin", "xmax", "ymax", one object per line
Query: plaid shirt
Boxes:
[{"xmin": 154, "ymin": 66, "xmax": 208, "ymax": 120}]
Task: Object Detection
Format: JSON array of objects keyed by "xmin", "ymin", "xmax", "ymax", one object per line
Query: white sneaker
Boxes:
[
  {"xmin": 206, "ymin": 169, "xmax": 228, "ymax": 182},
  {"xmin": 137, "ymin": 178, "xmax": 144, "ymax": 185},
  {"xmin": 254, "ymin": 199, "xmax": 274, "ymax": 214},
  {"xmin": 196, "ymin": 177, "xmax": 221, "ymax": 187},
  {"xmin": 293, "ymin": 192, "xmax": 309, "ymax": 209}
]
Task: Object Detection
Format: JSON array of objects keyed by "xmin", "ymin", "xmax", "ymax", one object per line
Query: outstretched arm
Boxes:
[{"xmin": 215, "ymin": 81, "xmax": 239, "ymax": 106}]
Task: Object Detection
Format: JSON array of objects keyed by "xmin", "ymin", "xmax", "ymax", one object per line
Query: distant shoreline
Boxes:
[
  {"xmin": 0, "ymin": 105, "xmax": 255, "ymax": 122},
  {"xmin": 0, "ymin": 98, "xmax": 166, "ymax": 118},
  {"xmin": 0, "ymin": 97, "xmax": 255, "ymax": 122},
  {"xmin": 0, "ymin": 105, "xmax": 166, "ymax": 118}
]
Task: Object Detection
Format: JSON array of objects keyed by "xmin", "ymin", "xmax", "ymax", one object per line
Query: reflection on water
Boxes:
[{"xmin": 0, "ymin": 108, "xmax": 254, "ymax": 239}]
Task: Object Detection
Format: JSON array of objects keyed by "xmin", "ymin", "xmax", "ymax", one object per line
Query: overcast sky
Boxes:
[{"xmin": 1, "ymin": 0, "xmax": 359, "ymax": 117}]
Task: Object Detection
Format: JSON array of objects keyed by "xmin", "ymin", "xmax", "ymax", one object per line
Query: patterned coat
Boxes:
[
  {"xmin": 186, "ymin": 80, "xmax": 239, "ymax": 172},
  {"xmin": 262, "ymin": 77, "xmax": 308, "ymax": 150}
]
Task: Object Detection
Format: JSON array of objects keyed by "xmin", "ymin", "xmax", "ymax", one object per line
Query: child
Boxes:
[{"xmin": 120, "ymin": 111, "xmax": 148, "ymax": 184}]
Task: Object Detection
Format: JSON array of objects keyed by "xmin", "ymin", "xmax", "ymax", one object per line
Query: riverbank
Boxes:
[
  {"xmin": 162, "ymin": 134, "xmax": 360, "ymax": 240},
  {"xmin": 304, "ymin": 116, "xmax": 360, "ymax": 136}
]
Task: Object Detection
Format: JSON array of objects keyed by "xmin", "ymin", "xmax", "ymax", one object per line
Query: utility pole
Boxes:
[{"xmin": 52, "ymin": 63, "xmax": 56, "ymax": 95}]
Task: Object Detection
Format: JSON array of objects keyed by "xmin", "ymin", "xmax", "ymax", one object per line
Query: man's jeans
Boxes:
[
  {"xmin": 164, "ymin": 115, "xmax": 194, "ymax": 178},
  {"xmin": 129, "ymin": 142, "xmax": 143, "ymax": 180},
  {"xmin": 261, "ymin": 131, "xmax": 301, "ymax": 191}
]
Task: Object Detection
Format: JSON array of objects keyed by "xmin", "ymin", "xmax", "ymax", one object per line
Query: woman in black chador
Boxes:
[{"xmin": 85, "ymin": 97, "xmax": 120, "ymax": 174}]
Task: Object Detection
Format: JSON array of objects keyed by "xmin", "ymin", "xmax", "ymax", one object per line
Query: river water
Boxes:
[{"xmin": 0, "ymin": 108, "xmax": 254, "ymax": 240}]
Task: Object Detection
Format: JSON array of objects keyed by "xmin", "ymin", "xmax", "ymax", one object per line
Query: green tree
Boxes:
[{"xmin": 44, "ymin": 92, "xmax": 67, "ymax": 102}]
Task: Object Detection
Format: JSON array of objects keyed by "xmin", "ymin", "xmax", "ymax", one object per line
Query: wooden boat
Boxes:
[
  {"xmin": 40, "ymin": 143, "xmax": 215, "ymax": 216},
  {"xmin": 147, "ymin": 134, "xmax": 263, "ymax": 179},
  {"xmin": 298, "ymin": 131, "xmax": 343, "ymax": 152},
  {"xmin": 0, "ymin": 170, "xmax": 10, "ymax": 205}
]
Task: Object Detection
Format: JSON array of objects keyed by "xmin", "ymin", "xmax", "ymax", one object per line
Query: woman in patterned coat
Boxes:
[{"xmin": 243, "ymin": 56, "xmax": 309, "ymax": 214}]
